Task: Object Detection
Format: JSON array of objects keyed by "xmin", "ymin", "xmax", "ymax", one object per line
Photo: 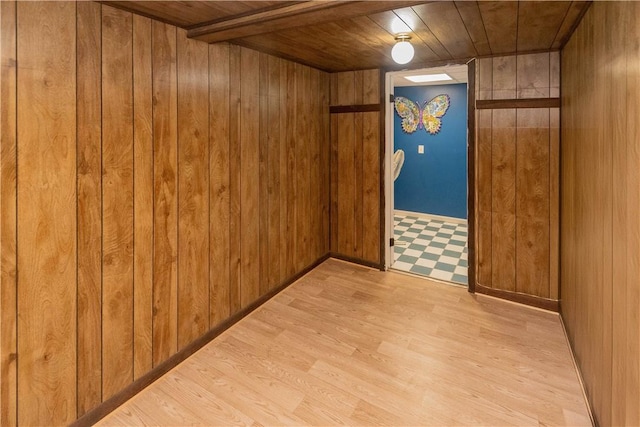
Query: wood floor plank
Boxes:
[{"xmin": 99, "ymin": 259, "xmax": 591, "ymax": 427}]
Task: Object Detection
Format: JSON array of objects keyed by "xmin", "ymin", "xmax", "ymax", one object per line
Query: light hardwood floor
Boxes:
[{"xmin": 98, "ymin": 259, "xmax": 591, "ymax": 426}]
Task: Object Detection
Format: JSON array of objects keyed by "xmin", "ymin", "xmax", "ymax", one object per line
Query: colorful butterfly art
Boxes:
[{"xmin": 394, "ymin": 94, "xmax": 450, "ymax": 135}]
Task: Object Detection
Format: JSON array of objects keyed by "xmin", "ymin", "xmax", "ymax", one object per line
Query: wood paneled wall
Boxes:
[
  {"xmin": 474, "ymin": 53, "xmax": 560, "ymax": 303},
  {"xmin": 561, "ymin": 2, "xmax": 640, "ymax": 426},
  {"xmin": 329, "ymin": 70, "xmax": 382, "ymax": 266},
  {"xmin": 0, "ymin": 2, "xmax": 329, "ymax": 425}
]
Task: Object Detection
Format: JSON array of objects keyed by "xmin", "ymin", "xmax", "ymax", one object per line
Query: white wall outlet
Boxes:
[{"xmin": 418, "ymin": 145, "xmax": 424, "ymax": 154}]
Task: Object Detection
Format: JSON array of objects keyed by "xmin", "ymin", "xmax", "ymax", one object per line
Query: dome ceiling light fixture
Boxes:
[{"xmin": 391, "ymin": 34, "xmax": 414, "ymax": 65}]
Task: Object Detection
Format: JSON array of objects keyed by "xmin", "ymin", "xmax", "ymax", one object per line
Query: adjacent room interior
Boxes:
[
  {"xmin": 387, "ymin": 65, "xmax": 469, "ymax": 286},
  {"xmin": 0, "ymin": 1, "xmax": 638, "ymax": 426}
]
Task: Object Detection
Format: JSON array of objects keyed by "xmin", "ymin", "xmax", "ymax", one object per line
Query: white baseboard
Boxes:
[{"xmin": 394, "ymin": 209, "xmax": 467, "ymax": 225}]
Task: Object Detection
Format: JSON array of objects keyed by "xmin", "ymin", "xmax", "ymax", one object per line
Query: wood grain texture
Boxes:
[
  {"xmin": 478, "ymin": 1, "xmax": 518, "ymax": 54},
  {"xmin": 561, "ymin": 2, "xmax": 640, "ymax": 425},
  {"xmin": 492, "ymin": 56, "xmax": 516, "ymax": 100},
  {"xmin": 267, "ymin": 55, "xmax": 281, "ymax": 289},
  {"xmin": 413, "ymin": 2, "xmax": 477, "ymax": 58},
  {"xmin": 278, "ymin": 58, "xmax": 290, "ymax": 284},
  {"xmin": 2, "ymin": 6, "xmax": 332, "ymax": 423},
  {"xmin": 239, "ymin": 47, "xmax": 260, "ymax": 308},
  {"xmin": 177, "ymin": 28, "xmax": 210, "ymax": 349},
  {"xmin": 475, "ymin": 55, "xmax": 559, "ymax": 299},
  {"xmin": 362, "ymin": 112, "xmax": 380, "ymax": 264},
  {"xmin": 258, "ymin": 53, "xmax": 270, "ymax": 295},
  {"xmin": 330, "ymin": 70, "xmax": 381, "ymax": 266},
  {"xmin": 98, "ymin": 259, "xmax": 591, "ymax": 427},
  {"xmin": 16, "ymin": 2, "xmax": 77, "ymax": 424},
  {"xmin": 549, "ymin": 108, "xmax": 559, "ymax": 300},
  {"xmin": 516, "ymin": 1, "xmax": 570, "ymax": 52},
  {"xmin": 490, "ymin": 109, "xmax": 516, "ymax": 291},
  {"xmin": 516, "ymin": 53, "xmax": 550, "ymax": 99},
  {"xmin": 0, "ymin": 1, "xmax": 17, "ymax": 424},
  {"xmin": 515, "ymin": 108, "xmax": 550, "ymax": 297},
  {"xmin": 102, "ymin": 0, "xmax": 583, "ymax": 73},
  {"xmin": 476, "ymin": 109, "xmax": 492, "ymax": 286},
  {"xmin": 285, "ymin": 60, "xmax": 297, "ymax": 278},
  {"xmin": 76, "ymin": 2, "xmax": 103, "ymax": 413},
  {"xmin": 152, "ymin": 20, "xmax": 178, "ymax": 366},
  {"xmin": 209, "ymin": 42, "xmax": 231, "ymax": 326},
  {"xmin": 102, "ymin": 5, "xmax": 135, "ymax": 400},
  {"xmin": 132, "ymin": 13, "xmax": 154, "ymax": 381}
]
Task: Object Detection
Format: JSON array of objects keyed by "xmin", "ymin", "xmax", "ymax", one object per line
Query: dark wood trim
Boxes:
[
  {"xmin": 187, "ymin": 2, "xmax": 343, "ymax": 39},
  {"xmin": 466, "ymin": 59, "xmax": 476, "ymax": 294},
  {"xmin": 328, "ymin": 252, "xmax": 384, "ymax": 270},
  {"xmin": 378, "ymin": 68, "xmax": 387, "ymax": 270},
  {"xmin": 474, "ymin": 48, "xmax": 561, "ymax": 60},
  {"xmin": 475, "ymin": 283, "xmax": 560, "ymax": 312},
  {"xmin": 188, "ymin": 1, "xmax": 426, "ymax": 44},
  {"xmin": 329, "ymin": 104, "xmax": 381, "ymax": 114},
  {"xmin": 70, "ymin": 253, "xmax": 331, "ymax": 427},
  {"xmin": 476, "ymin": 98, "xmax": 560, "ymax": 109}
]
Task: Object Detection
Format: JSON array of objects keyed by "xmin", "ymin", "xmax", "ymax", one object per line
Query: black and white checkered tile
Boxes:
[{"xmin": 393, "ymin": 213, "xmax": 468, "ymax": 285}]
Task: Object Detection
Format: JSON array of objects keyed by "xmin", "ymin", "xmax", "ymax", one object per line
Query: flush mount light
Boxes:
[
  {"xmin": 391, "ymin": 34, "xmax": 414, "ymax": 65},
  {"xmin": 404, "ymin": 73, "xmax": 453, "ymax": 83}
]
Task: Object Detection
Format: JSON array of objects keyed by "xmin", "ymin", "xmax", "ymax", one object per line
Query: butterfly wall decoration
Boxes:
[{"xmin": 394, "ymin": 94, "xmax": 450, "ymax": 135}]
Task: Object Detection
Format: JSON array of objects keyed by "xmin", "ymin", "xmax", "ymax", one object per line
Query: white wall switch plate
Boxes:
[{"xmin": 418, "ymin": 145, "xmax": 424, "ymax": 154}]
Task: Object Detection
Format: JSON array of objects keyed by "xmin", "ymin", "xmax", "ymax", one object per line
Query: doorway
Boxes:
[{"xmin": 384, "ymin": 64, "xmax": 472, "ymax": 287}]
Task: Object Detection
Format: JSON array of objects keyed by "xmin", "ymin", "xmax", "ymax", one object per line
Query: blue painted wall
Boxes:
[{"xmin": 393, "ymin": 83, "xmax": 467, "ymax": 219}]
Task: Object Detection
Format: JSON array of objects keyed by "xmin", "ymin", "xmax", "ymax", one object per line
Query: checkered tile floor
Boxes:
[{"xmin": 393, "ymin": 213, "xmax": 468, "ymax": 285}]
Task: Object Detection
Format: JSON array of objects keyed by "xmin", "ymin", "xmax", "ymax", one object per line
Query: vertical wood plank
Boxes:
[
  {"xmin": 132, "ymin": 13, "xmax": 153, "ymax": 380},
  {"xmin": 240, "ymin": 47, "xmax": 260, "ymax": 308},
  {"xmin": 549, "ymin": 51, "xmax": 560, "ymax": 98},
  {"xmin": 610, "ymin": 4, "xmax": 629, "ymax": 424},
  {"xmin": 296, "ymin": 64, "xmax": 311, "ymax": 269},
  {"xmin": 549, "ymin": 108, "xmax": 559, "ymax": 300},
  {"xmin": 152, "ymin": 20, "xmax": 178, "ymax": 366},
  {"xmin": 336, "ymin": 71, "xmax": 355, "ymax": 106},
  {"xmin": 16, "ymin": 2, "xmax": 77, "ymax": 424},
  {"xmin": 267, "ymin": 55, "xmax": 281, "ymax": 290},
  {"xmin": 477, "ymin": 57, "xmax": 493, "ymax": 100},
  {"xmin": 177, "ymin": 29, "xmax": 209, "ymax": 348},
  {"xmin": 476, "ymin": 109, "xmax": 492, "ymax": 286},
  {"xmin": 625, "ymin": 5, "xmax": 640, "ymax": 425},
  {"xmin": 362, "ymin": 111, "xmax": 380, "ymax": 264},
  {"xmin": 516, "ymin": 53, "xmax": 550, "ymax": 99},
  {"xmin": 76, "ymin": 1, "xmax": 102, "ymax": 413},
  {"xmin": 209, "ymin": 42, "xmax": 231, "ymax": 326},
  {"xmin": 0, "ymin": 1, "xmax": 17, "ymax": 424},
  {"xmin": 285, "ymin": 61, "xmax": 297, "ymax": 277},
  {"xmin": 491, "ymin": 109, "xmax": 516, "ymax": 291},
  {"xmin": 353, "ymin": 112, "xmax": 364, "ymax": 259},
  {"xmin": 337, "ymin": 114, "xmax": 356, "ymax": 256},
  {"xmin": 362, "ymin": 69, "xmax": 379, "ymax": 105},
  {"xmin": 228, "ymin": 44, "xmax": 241, "ymax": 314},
  {"xmin": 516, "ymin": 108, "xmax": 550, "ymax": 215},
  {"xmin": 330, "ymin": 115, "xmax": 339, "ymax": 252},
  {"xmin": 258, "ymin": 53, "xmax": 270, "ymax": 294},
  {"xmin": 102, "ymin": 5, "xmax": 134, "ymax": 400},
  {"xmin": 321, "ymin": 72, "xmax": 331, "ymax": 254},
  {"xmin": 310, "ymin": 68, "xmax": 322, "ymax": 262},
  {"xmin": 492, "ymin": 56, "xmax": 516, "ymax": 100},
  {"xmin": 279, "ymin": 59, "xmax": 290, "ymax": 282},
  {"xmin": 353, "ymin": 70, "xmax": 364, "ymax": 105}
]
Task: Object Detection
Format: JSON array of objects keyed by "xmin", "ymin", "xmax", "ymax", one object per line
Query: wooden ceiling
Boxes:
[{"xmin": 104, "ymin": 1, "xmax": 591, "ymax": 72}]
